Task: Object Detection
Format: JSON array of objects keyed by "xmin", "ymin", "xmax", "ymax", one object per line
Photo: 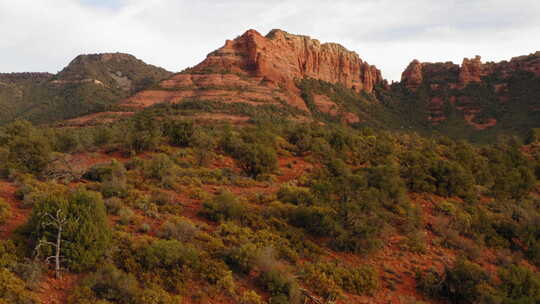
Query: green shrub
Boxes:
[
  {"xmin": 104, "ymin": 197, "xmax": 123, "ymax": 215},
  {"xmin": 192, "ymin": 129, "xmax": 217, "ymax": 166},
  {"xmin": 54, "ymin": 131, "xmax": 80, "ymax": 153},
  {"xmin": 302, "ymin": 262, "xmax": 379, "ymax": 297},
  {"xmin": 8, "ymin": 133, "xmax": 52, "ymax": 174},
  {"xmin": 0, "ymin": 240, "xmax": 17, "ymax": 269},
  {"xmin": 258, "ymin": 268, "xmax": 300, "ymax": 304},
  {"xmin": 436, "ymin": 201, "xmax": 457, "ymax": 216},
  {"xmin": 0, "ymin": 120, "xmax": 52, "ymax": 174},
  {"xmin": 200, "ymin": 191, "xmax": 246, "ymax": 222},
  {"xmin": 0, "ymin": 268, "xmax": 38, "ymax": 304},
  {"xmin": 114, "ymin": 238, "xmax": 203, "ymax": 293},
  {"xmin": 417, "ymin": 259, "xmax": 490, "ymax": 303},
  {"xmin": 26, "ymin": 188, "xmax": 112, "ymax": 272},
  {"xmin": 239, "ymin": 290, "xmax": 265, "ymax": 304},
  {"xmin": 0, "ymin": 198, "xmax": 11, "ymax": 224},
  {"xmin": 223, "ymin": 242, "xmax": 259, "ymax": 274},
  {"xmin": 157, "ymin": 217, "xmax": 199, "ymax": 242},
  {"xmin": 138, "ymin": 284, "xmax": 182, "ymax": 304},
  {"xmin": 150, "ymin": 190, "xmax": 175, "ymax": 206},
  {"xmin": 234, "ymin": 143, "xmax": 278, "ymax": 178},
  {"xmin": 124, "ymin": 112, "xmax": 162, "ymax": 153},
  {"xmin": 277, "ymin": 186, "xmax": 314, "ymax": 206},
  {"xmin": 82, "ymin": 164, "xmax": 113, "ymax": 182},
  {"xmin": 11, "ymin": 260, "xmax": 43, "ymax": 291},
  {"xmin": 164, "ymin": 120, "xmax": 194, "ymax": 147},
  {"xmin": 144, "ymin": 154, "xmax": 176, "ymax": 186},
  {"xmin": 499, "ymin": 264, "xmax": 540, "ymax": 302},
  {"xmin": 118, "ymin": 208, "xmax": 135, "ymax": 225},
  {"xmin": 69, "ymin": 264, "xmax": 140, "ymax": 304},
  {"xmin": 288, "ymin": 206, "xmax": 338, "ymax": 237}
]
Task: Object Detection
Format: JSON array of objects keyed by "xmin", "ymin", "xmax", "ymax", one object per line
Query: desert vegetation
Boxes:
[{"xmin": 0, "ymin": 104, "xmax": 538, "ymax": 303}]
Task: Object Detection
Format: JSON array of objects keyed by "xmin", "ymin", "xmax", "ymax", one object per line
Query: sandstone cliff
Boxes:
[
  {"xmin": 400, "ymin": 52, "xmax": 540, "ymax": 130},
  {"xmin": 402, "ymin": 52, "xmax": 540, "ymax": 90},
  {"xmin": 194, "ymin": 29, "xmax": 383, "ymax": 93},
  {"xmin": 123, "ymin": 29, "xmax": 383, "ymax": 122}
]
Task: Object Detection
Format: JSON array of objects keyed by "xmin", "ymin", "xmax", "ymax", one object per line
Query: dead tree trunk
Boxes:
[{"xmin": 35, "ymin": 209, "xmax": 68, "ymax": 278}]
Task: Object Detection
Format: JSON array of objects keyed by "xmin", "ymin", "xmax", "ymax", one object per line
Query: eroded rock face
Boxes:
[
  {"xmin": 195, "ymin": 29, "xmax": 383, "ymax": 93},
  {"xmin": 401, "ymin": 60, "xmax": 424, "ymax": 90},
  {"xmin": 459, "ymin": 55, "xmax": 487, "ymax": 84},
  {"xmin": 402, "ymin": 52, "xmax": 540, "ymax": 90},
  {"xmin": 124, "ymin": 29, "xmax": 384, "ymax": 122},
  {"xmin": 400, "ymin": 52, "xmax": 540, "ymax": 129}
]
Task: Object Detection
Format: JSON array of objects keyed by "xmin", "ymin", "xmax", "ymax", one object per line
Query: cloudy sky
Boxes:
[{"xmin": 1, "ymin": 0, "xmax": 539, "ymax": 81}]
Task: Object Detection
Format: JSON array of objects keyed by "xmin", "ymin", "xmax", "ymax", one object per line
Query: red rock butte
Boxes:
[
  {"xmin": 400, "ymin": 52, "xmax": 540, "ymax": 129},
  {"xmin": 123, "ymin": 29, "xmax": 384, "ymax": 116}
]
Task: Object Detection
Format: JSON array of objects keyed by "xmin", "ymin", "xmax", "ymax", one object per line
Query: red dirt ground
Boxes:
[
  {"xmin": 0, "ymin": 181, "xmax": 30, "ymax": 240},
  {"xmin": 38, "ymin": 272, "xmax": 80, "ymax": 304}
]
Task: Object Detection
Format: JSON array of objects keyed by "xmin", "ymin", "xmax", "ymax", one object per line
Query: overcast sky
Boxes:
[{"xmin": 1, "ymin": 0, "xmax": 539, "ymax": 81}]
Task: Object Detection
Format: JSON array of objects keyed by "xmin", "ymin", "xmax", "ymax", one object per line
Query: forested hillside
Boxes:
[{"xmin": 0, "ymin": 107, "xmax": 539, "ymax": 303}]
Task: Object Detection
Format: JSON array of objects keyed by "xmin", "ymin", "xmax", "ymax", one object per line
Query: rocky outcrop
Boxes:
[
  {"xmin": 402, "ymin": 52, "xmax": 540, "ymax": 90},
  {"xmin": 124, "ymin": 29, "xmax": 384, "ymax": 122},
  {"xmin": 400, "ymin": 52, "xmax": 540, "ymax": 129},
  {"xmin": 193, "ymin": 29, "xmax": 383, "ymax": 93},
  {"xmin": 459, "ymin": 56, "xmax": 487, "ymax": 84},
  {"xmin": 401, "ymin": 60, "xmax": 424, "ymax": 90}
]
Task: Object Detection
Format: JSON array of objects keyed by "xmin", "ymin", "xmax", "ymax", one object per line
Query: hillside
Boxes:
[
  {"xmin": 0, "ymin": 53, "xmax": 172, "ymax": 124},
  {"xmin": 393, "ymin": 52, "xmax": 540, "ymax": 142},
  {"xmin": 0, "ymin": 29, "xmax": 540, "ymax": 304},
  {"xmin": 121, "ymin": 29, "xmax": 389, "ymax": 126},
  {"xmin": 0, "ymin": 109, "xmax": 540, "ymax": 303}
]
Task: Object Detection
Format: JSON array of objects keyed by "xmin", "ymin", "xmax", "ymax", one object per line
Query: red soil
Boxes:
[
  {"xmin": 37, "ymin": 272, "xmax": 79, "ymax": 304},
  {"xmin": 0, "ymin": 181, "xmax": 30, "ymax": 240}
]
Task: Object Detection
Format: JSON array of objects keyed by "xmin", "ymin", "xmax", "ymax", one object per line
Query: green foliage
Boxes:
[
  {"xmin": 302, "ymin": 262, "xmax": 379, "ymax": 298},
  {"xmin": 99, "ymin": 161, "xmax": 128, "ymax": 198},
  {"xmin": 499, "ymin": 264, "xmax": 540, "ymax": 303},
  {"xmin": 239, "ymin": 290, "xmax": 265, "ymax": 304},
  {"xmin": 0, "ymin": 268, "xmax": 38, "ymax": 304},
  {"xmin": 164, "ymin": 119, "xmax": 194, "ymax": 147},
  {"xmin": 222, "ymin": 130, "xmax": 278, "ymax": 178},
  {"xmin": 417, "ymin": 259, "xmax": 490, "ymax": 303},
  {"xmin": 258, "ymin": 267, "xmax": 300, "ymax": 304},
  {"xmin": 0, "ymin": 198, "xmax": 11, "ymax": 225},
  {"xmin": 25, "ymin": 188, "xmax": 111, "ymax": 272},
  {"xmin": 144, "ymin": 154, "xmax": 176, "ymax": 186},
  {"xmin": 419, "ymin": 260, "xmax": 540, "ymax": 304},
  {"xmin": 112, "ymin": 234, "xmax": 234, "ymax": 295},
  {"xmin": 157, "ymin": 217, "xmax": 199, "ymax": 242},
  {"xmin": 234, "ymin": 143, "xmax": 278, "ymax": 178},
  {"xmin": 124, "ymin": 112, "xmax": 162, "ymax": 153},
  {"xmin": 277, "ymin": 186, "xmax": 314, "ymax": 206},
  {"xmin": 69, "ymin": 264, "xmax": 140, "ymax": 304},
  {"xmin": 288, "ymin": 205, "xmax": 338, "ymax": 237},
  {"xmin": 0, "ymin": 55, "xmax": 171, "ymax": 125},
  {"xmin": 200, "ymin": 191, "xmax": 246, "ymax": 222},
  {"xmin": 104, "ymin": 198, "xmax": 123, "ymax": 215},
  {"xmin": 0, "ymin": 120, "xmax": 52, "ymax": 174},
  {"xmin": 191, "ymin": 128, "xmax": 217, "ymax": 166}
]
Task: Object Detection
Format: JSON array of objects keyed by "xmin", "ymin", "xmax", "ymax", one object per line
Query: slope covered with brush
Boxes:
[{"xmin": 0, "ymin": 53, "xmax": 172, "ymax": 124}]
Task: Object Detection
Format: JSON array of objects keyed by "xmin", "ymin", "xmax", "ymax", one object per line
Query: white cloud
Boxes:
[{"xmin": 0, "ymin": 0, "xmax": 539, "ymax": 80}]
